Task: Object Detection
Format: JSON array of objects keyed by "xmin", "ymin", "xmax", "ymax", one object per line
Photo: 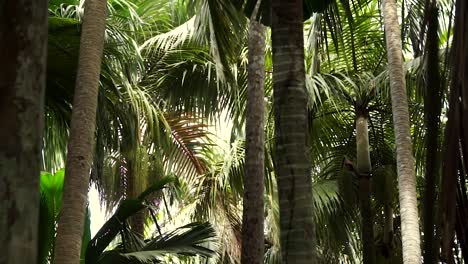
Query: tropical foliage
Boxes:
[
  {"xmin": 38, "ymin": 173, "xmax": 216, "ymax": 264},
  {"xmin": 1, "ymin": 0, "xmax": 467, "ymax": 263}
]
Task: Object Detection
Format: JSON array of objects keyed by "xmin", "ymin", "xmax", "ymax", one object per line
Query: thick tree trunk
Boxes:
[
  {"xmin": 382, "ymin": 0, "xmax": 422, "ymax": 263},
  {"xmin": 438, "ymin": 77, "xmax": 460, "ymax": 264},
  {"xmin": 241, "ymin": 1, "xmax": 266, "ymax": 262},
  {"xmin": 53, "ymin": 0, "xmax": 107, "ymax": 263},
  {"xmin": 127, "ymin": 160, "xmax": 145, "ymax": 237},
  {"xmin": 384, "ymin": 204, "xmax": 394, "ymax": 249},
  {"xmin": 271, "ymin": 0, "xmax": 316, "ymax": 263},
  {"xmin": 0, "ymin": 1, "xmax": 48, "ymax": 264},
  {"xmin": 439, "ymin": 0, "xmax": 467, "ymax": 262},
  {"xmin": 453, "ymin": 2, "xmax": 468, "ymax": 263},
  {"xmin": 356, "ymin": 114, "xmax": 376, "ymax": 264}
]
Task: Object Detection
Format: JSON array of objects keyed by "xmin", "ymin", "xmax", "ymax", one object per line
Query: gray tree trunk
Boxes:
[
  {"xmin": 53, "ymin": 0, "xmax": 107, "ymax": 263},
  {"xmin": 356, "ymin": 114, "xmax": 376, "ymax": 264},
  {"xmin": 0, "ymin": 1, "xmax": 48, "ymax": 264},
  {"xmin": 271, "ymin": 0, "xmax": 316, "ymax": 263},
  {"xmin": 382, "ymin": 0, "xmax": 422, "ymax": 262},
  {"xmin": 241, "ymin": 0, "xmax": 266, "ymax": 262}
]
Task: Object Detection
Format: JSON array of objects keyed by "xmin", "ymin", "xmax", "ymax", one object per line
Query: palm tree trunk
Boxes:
[
  {"xmin": 422, "ymin": 3, "xmax": 442, "ymax": 263},
  {"xmin": 356, "ymin": 114, "xmax": 376, "ymax": 264},
  {"xmin": 241, "ymin": 1, "xmax": 266, "ymax": 262},
  {"xmin": 384, "ymin": 204, "xmax": 394, "ymax": 250},
  {"xmin": 454, "ymin": 2, "xmax": 468, "ymax": 262},
  {"xmin": 53, "ymin": 0, "xmax": 107, "ymax": 263},
  {"xmin": 382, "ymin": 0, "xmax": 422, "ymax": 263},
  {"xmin": 0, "ymin": 1, "xmax": 47, "ymax": 263},
  {"xmin": 271, "ymin": 0, "xmax": 316, "ymax": 263},
  {"xmin": 127, "ymin": 159, "xmax": 145, "ymax": 237},
  {"xmin": 439, "ymin": 0, "xmax": 467, "ymax": 261},
  {"xmin": 455, "ymin": 176, "xmax": 468, "ymax": 262},
  {"xmin": 438, "ymin": 81, "xmax": 460, "ymax": 264}
]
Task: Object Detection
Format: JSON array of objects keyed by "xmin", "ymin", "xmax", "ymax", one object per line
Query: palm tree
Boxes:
[
  {"xmin": 438, "ymin": 0, "xmax": 468, "ymax": 262},
  {"xmin": 271, "ymin": 0, "xmax": 316, "ymax": 262},
  {"xmin": 356, "ymin": 110, "xmax": 377, "ymax": 264},
  {"xmin": 241, "ymin": 0, "xmax": 266, "ymax": 263},
  {"xmin": 39, "ymin": 0, "xmax": 468, "ymax": 263},
  {"xmin": 422, "ymin": 2, "xmax": 442, "ymax": 263},
  {"xmin": 45, "ymin": 1, "xmax": 245, "ymax": 262},
  {"xmin": 306, "ymin": 1, "xmax": 435, "ymax": 261},
  {"xmin": 53, "ymin": 0, "xmax": 108, "ymax": 263},
  {"xmin": 45, "ymin": 0, "xmax": 237, "ymax": 242},
  {"xmin": 450, "ymin": 1, "xmax": 468, "ymax": 261},
  {"xmin": 0, "ymin": 1, "xmax": 48, "ymax": 264},
  {"xmin": 382, "ymin": 0, "xmax": 422, "ymax": 262},
  {"xmin": 313, "ymin": 1, "xmax": 386, "ymax": 259}
]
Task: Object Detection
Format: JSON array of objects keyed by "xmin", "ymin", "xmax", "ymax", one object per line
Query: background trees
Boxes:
[{"xmin": 2, "ymin": 0, "xmax": 467, "ymax": 263}]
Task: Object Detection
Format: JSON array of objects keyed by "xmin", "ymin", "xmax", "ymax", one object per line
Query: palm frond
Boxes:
[
  {"xmin": 95, "ymin": 223, "xmax": 216, "ymax": 264},
  {"xmin": 86, "ymin": 177, "xmax": 175, "ymax": 263}
]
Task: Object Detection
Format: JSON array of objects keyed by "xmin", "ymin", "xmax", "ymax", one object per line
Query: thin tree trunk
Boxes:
[
  {"xmin": 130, "ymin": 210, "xmax": 145, "ymax": 238},
  {"xmin": 53, "ymin": 0, "xmax": 107, "ymax": 263},
  {"xmin": 271, "ymin": 0, "xmax": 316, "ymax": 263},
  {"xmin": 422, "ymin": 3, "xmax": 442, "ymax": 264},
  {"xmin": 0, "ymin": 1, "xmax": 47, "ymax": 264},
  {"xmin": 241, "ymin": 0, "xmax": 265, "ymax": 262},
  {"xmin": 356, "ymin": 114, "xmax": 376, "ymax": 264},
  {"xmin": 382, "ymin": 0, "xmax": 422, "ymax": 263}
]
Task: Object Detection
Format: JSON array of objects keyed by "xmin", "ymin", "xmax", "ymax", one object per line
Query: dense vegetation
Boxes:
[{"xmin": 1, "ymin": 0, "xmax": 467, "ymax": 263}]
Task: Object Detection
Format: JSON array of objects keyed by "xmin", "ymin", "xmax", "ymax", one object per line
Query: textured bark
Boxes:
[
  {"xmin": 127, "ymin": 160, "xmax": 145, "ymax": 237},
  {"xmin": 382, "ymin": 0, "xmax": 422, "ymax": 263},
  {"xmin": 241, "ymin": 2, "xmax": 266, "ymax": 263},
  {"xmin": 356, "ymin": 115, "xmax": 376, "ymax": 264},
  {"xmin": 130, "ymin": 210, "xmax": 145, "ymax": 237},
  {"xmin": 271, "ymin": 0, "xmax": 316, "ymax": 263},
  {"xmin": 0, "ymin": 1, "xmax": 47, "ymax": 264},
  {"xmin": 53, "ymin": 0, "xmax": 107, "ymax": 263}
]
